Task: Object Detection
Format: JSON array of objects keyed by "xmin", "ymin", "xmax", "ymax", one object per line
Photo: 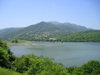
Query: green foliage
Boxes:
[
  {"xmin": 13, "ymin": 55, "xmax": 69, "ymax": 75},
  {"xmin": 0, "ymin": 40, "xmax": 8, "ymax": 49},
  {"xmin": 0, "ymin": 47, "xmax": 10, "ymax": 68},
  {"xmin": 0, "ymin": 28, "xmax": 22, "ymax": 39},
  {"xmin": 0, "ymin": 40, "xmax": 15, "ymax": 68},
  {"xmin": 0, "ymin": 67, "xmax": 23, "ymax": 75},
  {"xmin": 57, "ymin": 30, "xmax": 100, "ymax": 42},
  {"xmin": 72, "ymin": 60, "xmax": 100, "ymax": 75},
  {"xmin": 67, "ymin": 66, "xmax": 76, "ymax": 74},
  {"xmin": 0, "ymin": 21, "xmax": 88, "ymax": 41},
  {"xmin": 12, "ymin": 55, "xmax": 100, "ymax": 75}
]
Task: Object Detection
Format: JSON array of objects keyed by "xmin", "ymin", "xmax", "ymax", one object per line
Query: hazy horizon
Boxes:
[{"xmin": 0, "ymin": 0, "xmax": 100, "ymax": 29}]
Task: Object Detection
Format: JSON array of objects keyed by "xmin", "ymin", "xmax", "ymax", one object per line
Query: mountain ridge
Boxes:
[{"xmin": 0, "ymin": 21, "xmax": 91, "ymax": 41}]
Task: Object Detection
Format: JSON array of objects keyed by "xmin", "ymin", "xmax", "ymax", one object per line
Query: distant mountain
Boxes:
[
  {"xmin": 0, "ymin": 21, "xmax": 90, "ymax": 41},
  {"xmin": 0, "ymin": 28, "xmax": 23, "ymax": 38}
]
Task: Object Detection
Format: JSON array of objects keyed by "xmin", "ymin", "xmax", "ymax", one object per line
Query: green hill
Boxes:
[
  {"xmin": 57, "ymin": 30, "xmax": 100, "ymax": 42},
  {"xmin": 0, "ymin": 28, "xmax": 23, "ymax": 39},
  {"xmin": 0, "ymin": 21, "xmax": 89, "ymax": 41}
]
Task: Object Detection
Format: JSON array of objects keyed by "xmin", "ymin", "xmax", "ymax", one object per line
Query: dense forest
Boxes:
[
  {"xmin": 56, "ymin": 30, "xmax": 100, "ymax": 42},
  {"xmin": 0, "ymin": 40, "xmax": 100, "ymax": 75}
]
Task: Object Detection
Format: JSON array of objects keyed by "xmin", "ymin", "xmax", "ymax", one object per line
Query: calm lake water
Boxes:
[{"xmin": 10, "ymin": 42, "xmax": 100, "ymax": 67}]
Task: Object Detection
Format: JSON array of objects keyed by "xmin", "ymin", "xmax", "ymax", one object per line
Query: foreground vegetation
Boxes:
[
  {"xmin": 0, "ymin": 40, "xmax": 100, "ymax": 75},
  {"xmin": 0, "ymin": 67, "xmax": 23, "ymax": 75}
]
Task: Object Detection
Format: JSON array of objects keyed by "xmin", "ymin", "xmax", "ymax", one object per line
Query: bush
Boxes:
[
  {"xmin": 0, "ymin": 67, "xmax": 23, "ymax": 75},
  {"xmin": 73, "ymin": 60, "xmax": 100, "ymax": 75},
  {"xmin": 0, "ymin": 40, "xmax": 15, "ymax": 68},
  {"xmin": 67, "ymin": 66, "xmax": 76, "ymax": 73},
  {"xmin": 12, "ymin": 55, "xmax": 69, "ymax": 75},
  {"xmin": 0, "ymin": 47, "xmax": 10, "ymax": 68}
]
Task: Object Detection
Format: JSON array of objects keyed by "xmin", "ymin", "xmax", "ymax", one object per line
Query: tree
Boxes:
[
  {"xmin": 73, "ymin": 60, "xmax": 100, "ymax": 75},
  {"xmin": 0, "ymin": 40, "xmax": 15, "ymax": 68}
]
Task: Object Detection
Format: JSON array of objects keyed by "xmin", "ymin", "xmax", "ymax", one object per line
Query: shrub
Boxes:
[
  {"xmin": 73, "ymin": 60, "xmax": 100, "ymax": 75},
  {"xmin": 0, "ymin": 67, "xmax": 23, "ymax": 75},
  {"xmin": 0, "ymin": 40, "xmax": 15, "ymax": 68}
]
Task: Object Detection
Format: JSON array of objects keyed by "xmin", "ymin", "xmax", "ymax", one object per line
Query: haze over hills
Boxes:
[
  {"xmin": 0, "ymin": 28, "xmax": 23, "ymax": 37},
  {"xmin": 0, "ymin": 21, "xmax": 91, "ymax": 41}
]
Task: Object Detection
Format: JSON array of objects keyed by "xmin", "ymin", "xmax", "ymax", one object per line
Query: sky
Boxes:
[{"xmin": 0, "ymin": 0, "xmax": 100, "ymax": 29}]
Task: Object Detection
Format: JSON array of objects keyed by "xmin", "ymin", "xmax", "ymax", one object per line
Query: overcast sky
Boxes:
[{"xmin": 0, "ymin": 0, "xmax": 100, "ymax": 29}]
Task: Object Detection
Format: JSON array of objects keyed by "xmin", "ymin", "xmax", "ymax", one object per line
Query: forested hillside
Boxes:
[
  {"xmin": 0, "ymin": 22, "xmax": 99, "ymax": 42},
  {"xmin": 0, "ymin": 28, "xmax": 23, "ymax": 38},
  {"xmin": 0, "ymin": 21, "xmax": 89, "ymax": 41},
  {"xmin": 57, "ymin": 30, "xmax": 100, "ymax": 42}
]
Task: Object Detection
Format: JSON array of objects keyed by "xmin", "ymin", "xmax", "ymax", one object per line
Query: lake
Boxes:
[{"xmin": 10, "ymin": 42, "xmax": 100, "ymax": 67}]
